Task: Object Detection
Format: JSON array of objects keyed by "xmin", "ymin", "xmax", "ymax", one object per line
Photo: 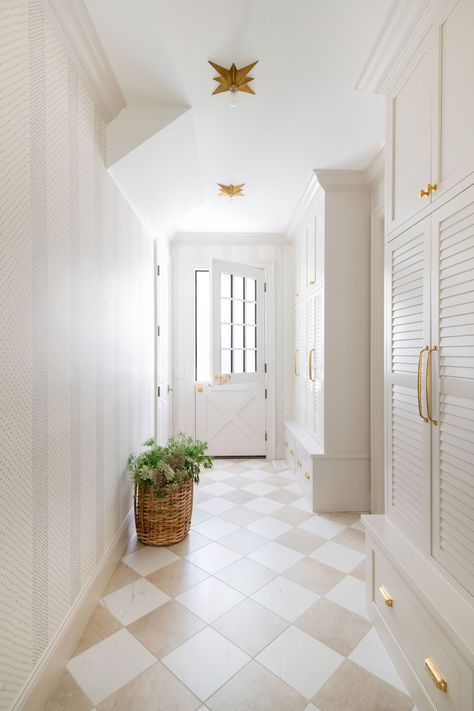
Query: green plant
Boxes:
[{"xmin": 128, "ymin": 433, "xmax": 213, "ymax": 493}]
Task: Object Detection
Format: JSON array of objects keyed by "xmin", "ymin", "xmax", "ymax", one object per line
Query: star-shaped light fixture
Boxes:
[
  {"xmin": 209, "ymin": 60, "xmax": 258, "ymax": 107},
  {"xmin": 218, "ymin": 183, "xmax": 245, "ymax": 198}
]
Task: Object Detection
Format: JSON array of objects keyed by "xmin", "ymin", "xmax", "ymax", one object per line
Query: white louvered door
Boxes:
[
  {"xmin": 386, "ymin": 220, "xmax": 432, "ymax": 551},
  {"xmin": 431, "ymin": 185, "xmax": 474, "ymax": 594},
  {"xmin": 305, "ymin": 296, "xmax": 314, "ymax": 431},
  {"xmin": 294, "ymin": 301, "xmax": 305, "ymax": 424}
]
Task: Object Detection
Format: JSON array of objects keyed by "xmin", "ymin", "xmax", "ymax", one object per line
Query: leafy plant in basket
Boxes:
[{"xmin": 128, "ymin": 434, "xmax": 213, "ymax": 546}]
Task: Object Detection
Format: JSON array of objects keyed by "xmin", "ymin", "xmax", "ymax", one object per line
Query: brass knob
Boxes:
[
  {"xmin": 427, "ymin": 183, "xmax": 438, "ymax": 194},
  {"xmin": 309, "ymin": 280, "xmax": 316, "ymax": 286},
  {"xmin": 379, "ymin": 585, "xmax": 393, "ymax": 607},
  {"xmin": 419, "ymin": 186, "xmax": 430, "ymax": 197}
]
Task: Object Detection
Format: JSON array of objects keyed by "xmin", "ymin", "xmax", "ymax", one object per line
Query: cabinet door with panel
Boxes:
[
  {"xmin": 306, "ymin": 216, "xmax": 317, "ymax": 289},
  {"xmin": 431, "ymin": 185, "xmax": 474, "ymax": 595},
  {"xmin": 385, "ymin": 220, "xmax": 432, "ymax": 550},
  {"xmin": 294, "ymin": 301, "xmax": 305, "ymax": 424},
  {"xmin": 304, "ymin": 296, "xmax": 315, "ymax": 432}
]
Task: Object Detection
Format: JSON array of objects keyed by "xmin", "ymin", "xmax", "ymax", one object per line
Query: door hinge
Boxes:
[
  {"xmin": 157, "ymin": 265, "xmax": 160, "ymax": 276},
  {"xmin": 264, "ymin": 363, "xmax": 267, "ymax": 373},
  {"xmin": 265, "ymin": 388, "xmax": 268, "ymax": 399},
  {"xmin": 157, "ymin": 386, "xmax": 161, "ymax": 397},
  {"xmin": 264, "ymin": 282, "xmax": 267, "ymax": 293},
  {"xmin": 265, "ymin": 431, "xmax": 268, "ymax": 442},
  {"xmin": 157, "ymin": 325, "xmax": 160, "ymax": 337}
]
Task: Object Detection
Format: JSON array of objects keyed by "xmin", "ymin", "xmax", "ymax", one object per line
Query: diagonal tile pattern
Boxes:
[{"xmin": 46, "ymin": 459, "xmax": 414, "ymax": 710}]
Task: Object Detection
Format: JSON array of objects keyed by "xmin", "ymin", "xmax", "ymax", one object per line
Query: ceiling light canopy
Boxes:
[
  {"xmin": 209, "ymin": 60, "xmax": 258, "ymax": 107},
  {"xmin": 218, "ymin": 183, "xmax": 245, "ymax": 198}
]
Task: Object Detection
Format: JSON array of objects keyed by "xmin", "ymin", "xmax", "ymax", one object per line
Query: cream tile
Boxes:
[
  {"xmin": 220, "ymin": 505, "xmax": 263, "ymax": 526},
  {"xmin": 289, "ymin": 497, "xmax": 313, "ymax": 513},
  {"xmin": 248, "ymin": 541, "xmax": 304, "ymax": 573},
  {"xmin": 191, "ymin": 508, "xmax": 213, "ymax": 525},
  {"xmin": 102, "ymin": 578, "xmax": 170, "ymax": 626},
  {"xmin": 75, "ymin": 604, "xmax": 122, "ymax": 656},
  {"xmin": 185, "ymin": 542, "xmax": 241, "ymax": 574},
  {"xmin": 97, "ymin": 661, "xmax": 201, "ymax": 711},
  {"xmin": 162, "ymin": 627, "xmax": 250, "ymax": 701},
  {"xmin": 349, "ymin": 629, "xmax": 408, "ymax": 693},
  {"xmin": 298, "ymin": 516, "xmax": 346, "ymax": 540},
  {"xmin": 44, "ymin": 670, "xmax": 93, "ymax": 711},
  {"xmin": 256, "ymin": 626, "xmax": 343, "ymax": 699},
  {"xmin": 283, "ymin": 558, "xmax": 345, "ymax": 595},
  {"xmin": 224, "ymin": 475, "xmax": 252, "ymax": 487},
  {"xmin": 304, "ymin": 705, "xmax": 321, "ymax": 711},
  {"xmin": 313, "ymin": 659, "xmax": 413, "ymax": 711},
  {"xmin": 212, "ymin": 599, "xmax": 288, "ymax": 656},
  {"xmin": 295, "ymin": 598, "xmax": 371, "ymax": 656},
  {"xmin": 310, "ymin": 541, "xmax": 365, "ymax": 574},
  {"xmin": 244, "ymin": 459, "xmax": 270, "ymax": 469},
  {"xmin": 147, "ymin": 559, "xmax": 208, "ymax": 597},
  {"xmin": 122, "ymin": 546, "xmax": 180, "ymax": 576},
  {"xmin": 176, "ymin": 576, "xmax": 244, "ymax": 623},
  {"xmin": 167, "ymin": 530, "xmax": 212, "ymax": 556},
  {"xmin": 319, "ymin": 512, "xmax": 361, "ymax": 526},
  {"xmin": 242, "ymin": 482, "xmax": 278, "ymax": 496},
  {"xmin": 283, "ymin": 482, "xmax": 303, "ymax": 494},
  {"xmin": 270, "ymin": 506, "xmax": 313, "ymax": 526},
  {"xmin": 222, "ymin": 488, "xmax": 259, "ymax": 504},
  {"xmin": 127, "ymin": 600, "xmax": 205, "ymax": 658},
  {"xmin": 265, "ymin": 475, "xmax": 296, "ymax": 487},
  {"xmin": 351, "ymin": 519, "xmax": 365, "ymax": 532},
  {"xmin": 206, "ymin": 660, "xmax": 307, "ymax": 711},
  {"xmin": 245, "ymin": 516, "xmax": 292, "ymax": 540},
  {"xmin": 103, "ymin": 562, "xmax": 141, "ymax": 596},
  {"xmin": 123, "ymin": 535, "xmax": 145, "ymax": 555},
  {"xmin": 325, "ymin": 575, "xmax": 368, "ymax": 620},
  {"xmin": 67, "ymin": 629, "xmax": 156, "ymax": 706},
  {"xmin": 251, "ymin": 576, "xmax": 318, "ymax": 622},
  {"xmin": 244, "ymin": 497, "xmax": 285, "ymax": 514},
  {"xmin": 199, "ymin": 482, "xmax": 236, "ymax": 496},
  {"xmin": 331, "ymin": 527, "xmax": 365, "ymax": 553},
  {"xmin": 193, "ymin": 517, "xmax": 239, "ymax": 541},
  {"xmin": 266, "ymin": 489, "xmax": 302, "ymax": 504},
  {"xmin": 196, "ymin": 498, "xmax": 237, "ymax": 515},
  {"xmin": 219, "ymin": 527, "xmax": 267, "ymax": 555},
  {"xmin": 275, "ymin": 528, "xmax": 325, "ymax": 555},
  {"xmin": 215, "ymin": 557, "xmax": 277, "ymax": 596},
  {"xmin": 351, "ymin": 560, "xmax": 366, "ymax": 582},
  {"xmin": 194, "ymin": 490, "xmax": 214, "ymax": 504},
  {"xmin": 241, "ymin": 469, "xmax": 272, "ymax": 481}
]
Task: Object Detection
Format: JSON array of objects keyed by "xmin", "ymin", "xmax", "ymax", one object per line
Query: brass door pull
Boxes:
[
  {"xmin": 419, "ymin": 183, "xmax": 438, "ymax": 198},
  {"xmin": 308, "ymin": 348, "xmax": 316, "ymax": 382},
  {"xmin": 378, "ymin": 585, "xmax": 393, "ymax": 607},
  {"xmin": 419, "ymin": 187, "xmax": 430, "ymax": 197},
  {"xmin": 426, "ymin": 345, "xmax": 438, "ymax": 426},
  {"xmin": 294, "ymin": 349, "xmax": 300, "ymax": 377},
  {"xmin": 424, "ymin": 658, "xmax": 448, "ymax": 693},
  {"xmin": 417, "ymin": 346, "xmax": 429, "ymax": 423}
]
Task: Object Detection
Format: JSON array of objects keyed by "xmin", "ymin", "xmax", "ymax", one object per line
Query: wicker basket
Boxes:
[{"xmin": 134, "ymin": 479, "xmax": 194, "ymax": 546}]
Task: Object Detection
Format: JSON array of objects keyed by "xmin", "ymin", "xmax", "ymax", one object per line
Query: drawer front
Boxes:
[
  {"xmin": 372, "ymin": 547, "xmax": 473, "ymax": 711},
  {"xmin": 283, "ymin": 428, "xmax": 296, "ymax": 470},
  {"xmin": 295, "ymin": 447, "xmax": 313, "ymax": 497}
]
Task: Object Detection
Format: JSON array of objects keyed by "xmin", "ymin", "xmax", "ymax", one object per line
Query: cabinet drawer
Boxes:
[
  {"xmin": 372, "ymin": 548, "xmax": 473, "ymax": 711},
  {"xmin": 295, "ymin": 448, "xmax": 313, "ymax": 497},
  {"xmin": 283, "ymin": 428, "xmax": 296, "ymax": 469}
]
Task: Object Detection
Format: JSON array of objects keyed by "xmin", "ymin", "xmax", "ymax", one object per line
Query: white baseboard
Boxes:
[{"xmin": 11, "ymin": 510, "xmax": 134, "ymax": 711}]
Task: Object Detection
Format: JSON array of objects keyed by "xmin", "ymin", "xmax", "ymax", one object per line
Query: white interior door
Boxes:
[
  {"xmin": 196, "ymin": 259, "xmax": 266, "ymax": 456},
  {"xmin": 155, "ymin": 255, "xmax": 172, "ymax": 445}
]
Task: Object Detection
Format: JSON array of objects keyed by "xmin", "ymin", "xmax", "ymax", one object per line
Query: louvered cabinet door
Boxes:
[
  {"xmin": 312, "ymin": 289, "xmax": 324, "ymax": 446},
  {"xmin": 386, "ymin": 220, "xmax": 432, "ymax": 551},
  {"xmin": 304, "ymin": 296, "xmax": 315, "ymax": 432},
  {"xmin": 294, "ymin": 302, "xmax": 305, "ymax": 425},
  {"xmin": 431, "ymin": 186, "xmax": 474, "ymax": 594}
]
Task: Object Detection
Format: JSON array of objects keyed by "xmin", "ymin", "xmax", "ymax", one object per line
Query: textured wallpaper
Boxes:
[{"xmin": 0, "ymin": 2, "xmax": 155, "ymax": 707}]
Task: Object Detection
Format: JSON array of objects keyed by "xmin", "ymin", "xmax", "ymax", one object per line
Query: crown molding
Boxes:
[
  {"xmin": 314, "ymin": 169, "xmax": 369, "ymax": 191},
  {"xmin": 172, "ymin": 232, "xmax": 289, "ymax": 246},
  {"xmin": 41, "ymin": 0, "xmax": 125, "ymax": 122},
  {"xmin": 285, "ymin": 173, "xmax": 322, "ymax": 239},
  {"xmin": 355, "ymin": 0, "xmax": 448, "ymax": 95}
]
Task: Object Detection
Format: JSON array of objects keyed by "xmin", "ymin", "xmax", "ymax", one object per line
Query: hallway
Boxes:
[{"xmin": 46, "ymin": 460, "xmax": 413, "ymax": 711}]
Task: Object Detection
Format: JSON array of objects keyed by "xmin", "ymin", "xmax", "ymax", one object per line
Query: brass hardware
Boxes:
[
  {"xmin": 378, "ymin": 585, "xmax": 393, "ymax": 607},
  {"xmin": 218, "ymin": 183, "xmax": 245, "ymax": 198},
  {"xmin": 214, "ymin": 373, "xmax": 231, "ymax": 385},
  {"xmin": 308, "ymin": 349, "xmax": 316, "ymax": 382},
  {"xmin": 196, "ymin": 383, "xmax": 203, "ymax": 393},
  {"xmin": 167, "ymin": 384, "xmax": 174, "ymax": 394},
  {"xmin": 284, "ymin": 441, "xmax": 288, "ymax": 448},
  {"xmin": 417, "ymin": 346, "xmax": 429, "ymax": 423},
  {"xmin": 424, "ymin": 658, "xmax": 448, "ymax": 693},
  {"xmin": 309, "ymin": 280, "xmax": 316, "ymax": 286},
  {"xmin": 290, "ymin": 449, "xmax": 295, "ymax": 457},
  {"xmin": 428, "ymin": 183, "xmax": 438, "ymax": 194},
  {"xmin": 209, "ymin": 60, "xmax": 258, "ymax": 97},
  {"xmin": 304, "ymin": 472, "xmax": 310, "ymax": 480},
  {"xmin": 426, "ymin": 346, "xmax": 438, "ymax": 426},
  {"xmin": 297, "ymin": 460, "xmax": 302, "ymax": 468},
  {"xmin": 419, "ymin": 187, "xmax": 430, "ymax": 197},
  {"xmin": 294, "ymin": 349, "xmax": 300, "ymax": 377}
]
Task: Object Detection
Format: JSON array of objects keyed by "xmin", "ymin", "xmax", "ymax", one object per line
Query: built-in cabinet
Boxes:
[
  {"xmin": 285, "ymin": 170, "xmax": 371, "ymax": 512},
  {"xmin": 363, "ymin": 1, "xmax": 474, "ymax": 708}
]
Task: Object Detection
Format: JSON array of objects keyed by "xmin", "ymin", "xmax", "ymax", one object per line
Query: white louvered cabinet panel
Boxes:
[
  {"xmin": 312, "ymin": 289, "xmax": 324, "ymax": 446},
  {"xmin": 304, "ymin": 296, "xmax": 314, "ymax": 431},
  {"xmin": 431, "ymin": 186, "xmax": 474, "ymax": 594},
  {"xmin": 294, "ymin": 301, "xmax": 305, "ymax": 425},
  {"xmin": 386, "ymin": 221, "xmax": 432, "ymax": 551}
]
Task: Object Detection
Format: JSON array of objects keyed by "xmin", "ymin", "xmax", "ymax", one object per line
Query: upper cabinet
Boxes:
[
  {"xmin": 386, "ymin": 0, "xmax": 474, "ymax": 234},
  {"xmin": 294, "ymin": 208, "xmax": 323, "ymax": 299}
]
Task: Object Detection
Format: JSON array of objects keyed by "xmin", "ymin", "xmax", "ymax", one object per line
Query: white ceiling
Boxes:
[{"xmin": 84, "ymin": 0, "xmax": 390, "ymax": 237}]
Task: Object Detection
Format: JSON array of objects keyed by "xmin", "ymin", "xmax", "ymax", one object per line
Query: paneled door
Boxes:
[
  {"xmin": 196, "ymin": 259, "xmax": 266, "ymax": 456},
  {"xmin": 385, "ymin": 220, "xmax": 432, "ymax": 550},
  {"xmin": 431, "ymin": 186, "xmax": 474, "ymax": 594}
]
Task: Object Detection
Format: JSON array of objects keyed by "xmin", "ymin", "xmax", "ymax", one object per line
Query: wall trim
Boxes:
[
  {"xmin": 172, "ymin": 232, "xmax": 288, "ymax": 246},
  {"xmin": 40, "ymin": 0, "xmax": 125, "ymax": 122},
  {"xmin": 364, "ymin": 146, "xmax": 386, "ymax": 185},
  {"xmin": 11, "ymin": 510, "xmax": 133, "ymax": 711},
  {"xmin": 285, "ymin": 173, "xmax": 321, "ymax": 239}
]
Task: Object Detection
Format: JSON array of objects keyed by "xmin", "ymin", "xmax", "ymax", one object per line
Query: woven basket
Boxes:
[{"xmin": 134, "ymin": 479, "xmax": 194, "ymax": 546}]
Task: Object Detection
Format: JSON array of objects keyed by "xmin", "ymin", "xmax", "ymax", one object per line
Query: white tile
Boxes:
[
  {"xmin": 204, "ymin": 469, "xmax": 234, "ymax": 482},
  {"xmin": 220, "ymin": 506, "xmax": 263, "ymax": 526},
  {"xmin": 297, "ymin": 516, "xmax": 346, "ymax": 540},
  {"xmin": 283, "ymin": 482, "xmax": 303, "ymax": 494},
  {"xmin": 242, "ymin": 482, "xmax": 278, "ymax": 496},
  {"xmin": 240, "ymin": 469, "xmax": 272, "ymax": 481},
  {"xmin": 101, "ymin": 578, "xmax": 170, "ymax": 625},
  {"xmin": 251, "ymin": 576, "xmax": 318, "ymax": 621},
  {"xmin": 176, "ymin": 576, "xmax": 245, "ymax": 623},
  {"xmin": 216, "ymin": 557, "xmax": 276, "ymax": 596},
  {"xmin": 304, "ymin": 705, "xmax": 322, "ymax": 711},
  {"xmin": 196, "ymin": 498, "xmax": 237, "ymax": 515},
  {"xmin": 244, "ymin": 460, "xmax": 269, "ymax": 469},
  {"xmin": 245, "ymin": 516, "xmax": 292, "ymax": 540},
  {"xmin": 191, "ymin": 508, "xmax": 214, "ymax": 525},
  {"xmin": 349, "ymin": 628, "xmax": 408, "ymax": 693},
  {"xmin": 256, "ymin": 626, "xmax": 343, "ymax": 699},
  {"xmin": 219, "ymin": 527, "xmax": 267, "ymax": 555},
  {"xmin": 310, "ymin": 541, "xmax": 365, "ymax": 573},
  {"xmin": 325, "ymin": 575, "xmax": 369, "ymax": 619},
  {"xmin": 193, "ymin": 517, "xmax": 239, "ymax": 541},
  {"xmin": 244, "ymin": 497, "xmax": 285, "ymax": 514},
  {"xmin": 289, "ymin": 497, "xmax": 313, "ymax": 513},
  {"xmin": 185, "ymin": 542, "xmax": 241, "ymax": 574},
  {"xmin": 122, "ymin": 546, "xmax": 180, "ymax": 576},
  {"xmin": 199, "ymin": 482, "xmax": 236, "ymax": 496},
  {"xmin": 248, "ymin": 541, "xmax": 304, "ymax": 573},
  {"xmin": 162, "ymin": 627, "xmax": 249, "ymax": 701},
  {"xmin": 67, "ymin": 629, "xmax": 156, "ymax": 705}
]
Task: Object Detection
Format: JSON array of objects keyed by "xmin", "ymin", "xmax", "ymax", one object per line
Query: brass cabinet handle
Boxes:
[
  {"xmin": 426, "ymin": 346, "xmax": 438, "ymax": 426},
  {"xmin": 417, "ymin": 346, "xmax": 429, "ymax": 423},
  {"xmin": 294, "ymin": 349, "xmax": 300, "ymax": 377},
  {"xmin": 304, "ymin": 472, "xmax": 310, "ymax": 480},
  {"xmin": 424, "ymin": 658, "xmax": 448, "ymax": 693},
  {"xmin": 195, "ymin": 383, "xmax": 203, "ymax": 393},
  {"xmin": 378, "ymin": 585, "xmax": 393, "ymax": 607},
  {"xmin": 309, "ymin": 279, "xmax": 316, "ymax": 286},
  {"xmin": 290, "ymin": 449, "xmax": 295, "ymax": 456},
  {"xmin": 297, "ymin": 460, "xmax": 302, "ymax": 468},
  {"xmin": 419, "ymin": 186, "xmax": 430, "ymax": 197},
  {"xmin": 428, "ymin": 183, "xmax": 438, "ymax": 194},
  {"xmin": 308, "ymin": 348, "xmax": 316, "ymax": 382}
]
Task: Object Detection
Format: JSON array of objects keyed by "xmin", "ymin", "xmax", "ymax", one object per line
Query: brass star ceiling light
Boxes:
[
  {"xmin": 209, "ymin": 60, "xmax": 258, "ymax": 107},
  {"xmin": 218, "ymin": 183, "xmax": 245, "ymax": 198}
]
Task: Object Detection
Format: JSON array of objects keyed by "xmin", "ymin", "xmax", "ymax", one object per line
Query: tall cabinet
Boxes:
[
  {"xmin": 362, "ymin": 1, "xmax": 474, "ymax": 708},
  {"xmin": 285, "ymin": 170, "xmax": 371, "ymax": 512}
]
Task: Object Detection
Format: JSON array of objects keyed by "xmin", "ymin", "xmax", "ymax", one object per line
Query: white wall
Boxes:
[
  {"xmin": 171, "ymin": 237, "xmax": 293, "ymax": 459},
  {"xmin": 0, "ymin": 2, "xmax": 155, "ymax": 707}
]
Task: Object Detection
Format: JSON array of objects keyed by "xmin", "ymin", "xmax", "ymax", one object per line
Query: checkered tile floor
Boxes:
[{"xmin": 45, "ymin": 460, "xmax": 414, "ymax": 711}]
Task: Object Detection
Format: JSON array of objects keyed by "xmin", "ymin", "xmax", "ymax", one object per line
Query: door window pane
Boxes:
[
  {"xmin": 245, "ymin": 349, "xmax": 256, "ymax": 373},
  {"xmin": 245, "ymin": 302, "xmax": 256, "ymax": 325},
  {"xmin": 221, "ymin": 273, "xmax": 231, "ymax": 297},
  {"xmin": 221, "ymin": 298, "xmax": 231, "ymax": 323},
  {"xmin": 245, "ymin": 326, "xmax": 256, "ymax": 349},
  {"xmin": 245, "ymin": 277, "xmax": 256, "ymax": 301},
  {"xmin": 233, "ymin": 325, "xmax": 244, "ymax": 349},
  {"xmin": 233, "ymin": 300, "xmax": 244, "ymax": 324},
  {"xmin": 221, "ymin": 324, "xmax": 231, "ymax": 349},
  {"xmin": 233, "ymin": 275, "xmax": 244, "ymax": 300},
  {"xmin": 233, "ymin": 349, "xmax": 244, "ymax": 373}
]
